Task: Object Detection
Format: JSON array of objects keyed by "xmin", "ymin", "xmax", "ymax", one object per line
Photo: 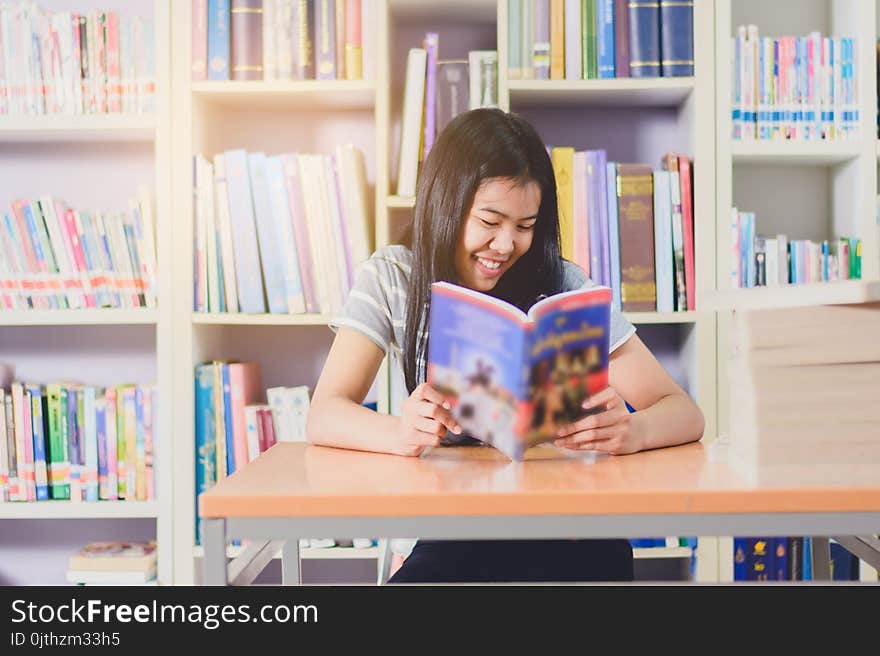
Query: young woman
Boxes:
[{"xmin": 306, "ymin": 108, "xmax": 705, "ymax": 583}]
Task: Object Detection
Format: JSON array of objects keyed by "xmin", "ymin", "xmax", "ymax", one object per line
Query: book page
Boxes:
[
  {"xmin": 427, "ymin": 282, "xmax": 531, "ymax": 460},
  {"xmin": 523, "ymin": 286, "xmax": 611, "ymax": 451}
]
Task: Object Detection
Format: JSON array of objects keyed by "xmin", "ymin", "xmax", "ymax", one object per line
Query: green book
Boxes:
[
  {"xmin": 46, "ymin": 384, "xmax": 70, "ymax": 500},
  {"xmin": 585, "ymin": 0, "xmax": 598, "ymax": 79}
]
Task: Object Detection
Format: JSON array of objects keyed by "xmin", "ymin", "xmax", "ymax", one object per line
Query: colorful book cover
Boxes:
[
  {"xmin": 28, "ymin": 385, "xmax": 50, "ymax": 501},
  {"xmin": 96, "ymin": 397, "xmax": 108, "ymax": 500},
  {"xmin": 82, "ymin": 386, "xmax": 99, "ymax": 502},
  {"xmin": 45, "ymin": 383, "xmax": 70, "ymax": 499},
  {"xmin": 135, "ymin": 386, "xmax": 146, "ymax": 500},
  {"xmin": 605, "ymin": 161, "xmax": 621, "ymax": 311},
  {"xmin": 428, "ymin": 281, "xmax": 611, "ymax": 461},
  {"xmin": 66, "ymin": 386, "xmax": 82, "ymax": 501},
  {"xmin": 344, "ymin": 0, "xmax": 363, "ymax": 80},
  {"xmin": 596, "ymin": 0, "xmax": 615, "ymax": 78},
  {"xmin": 105, "ymin": 386, "xmax": 118, "ymax": 501},
  {"xmin": 745, "ymin": 537, "xmax": 774, "ymax": 581},
  {"xmin": 212, "ymin": 362, "xmax": 228, "ymax": 481},
  {"xmin": 5, "ymin": 394, "xmax": 18, "ymax": 501},
  {"xmin": 221, "ymin": 364, "xmax": 235, "ymax": 476},
  {"xmin": 116, "ymin": 386, "xmax": 126, "ymax": 499},
  {"xmin": 145, "ymin": 386, "xmax": 155, "ymax": 500},
  {"xmin": 123, "ymin": 386, "xmax": 137, "ymax": 500},
  {"xmin": 224, "ymin": 149, "xmax": 266, "ymax": 313},
  {"xmin": 423, "ymin": 32, "xmax": 438, "ymax": 160},
  {"xmin": 229, "ymin": 362, "xmax": 263, "ymax": 468},
  {"xmin": 265, "ymin": 155, "xmax": 306, "ymax": 313},
  {"xmin": 195, "ymin": 364, "xmax": 217, "ymax": 545},
  {"xmin": 207, "ymin": 0, "xmax": 230, "ymax": 80},
  {"xmin": 281, "ymin": 153, "xmax": 318, "ymax": 313}
]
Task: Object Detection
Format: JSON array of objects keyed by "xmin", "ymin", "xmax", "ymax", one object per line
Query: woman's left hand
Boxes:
[{"xmin": 554, "ymin": 386, "xmax": 644, "ymax": 455}]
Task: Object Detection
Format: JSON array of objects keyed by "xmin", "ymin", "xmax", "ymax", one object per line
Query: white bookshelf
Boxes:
[
  {"xmin": 714, "ymin": 0, "xmax": 880, "ymax": 583},
  {"xmin": 0, "ymin": 501, "xmax": 159, "ymax": 520},
  {"xmin": 191, "ymin": 313, "xmax": 333, "ymax": 327},
  {"xmin": 506, "ymin": 77, "xmax": 696, "ymax": 107},
  {"xmin": 0, "ymin": 0, "xmax": 173, "ymax": 585}
]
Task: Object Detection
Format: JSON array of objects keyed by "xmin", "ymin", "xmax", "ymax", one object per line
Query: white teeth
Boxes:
[{"xmin": 477, "ymin": 257, "xmax": 502, "ymax": 270}]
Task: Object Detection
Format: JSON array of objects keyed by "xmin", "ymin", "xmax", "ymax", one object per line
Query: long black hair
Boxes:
[{"xmin": 401, "ymin": 108, "xmax": 564, "ymax": 393}]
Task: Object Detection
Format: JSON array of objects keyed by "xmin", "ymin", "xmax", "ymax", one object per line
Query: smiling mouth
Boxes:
[{"xmin": 475, "ymin": 256, "xmax": 504, "ymax": 271}]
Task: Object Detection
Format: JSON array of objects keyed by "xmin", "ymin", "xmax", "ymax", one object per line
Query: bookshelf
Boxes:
[
  {"xmin": 170, "ymin": 0, "xmax": 386, "ymax": 584},
  {"xmin": 0, "ymin": 0, "xmax": 172, "ymax": 585},
  {"xmin": 714, "ymin": 0, "xmax": 879, "ymax": 583}
]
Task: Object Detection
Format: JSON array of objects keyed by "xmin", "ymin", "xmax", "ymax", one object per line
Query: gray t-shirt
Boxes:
[{"xmin": 330, "ymin": 245, "xmax": 636, "ymax": 400}]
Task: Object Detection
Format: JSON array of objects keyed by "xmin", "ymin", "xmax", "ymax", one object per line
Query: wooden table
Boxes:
[{"xmin": 199, "ymin": 441, "xmax": 880, "ymax": 584}]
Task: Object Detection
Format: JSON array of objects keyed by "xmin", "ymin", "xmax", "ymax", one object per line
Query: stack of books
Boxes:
[
  {"xmin": 727, "ymin": 285, "xmax": 880, "ymax": 469},
  {"xmin": 66, "ymin": 541, "xmax": 157, "ymax": 585}
]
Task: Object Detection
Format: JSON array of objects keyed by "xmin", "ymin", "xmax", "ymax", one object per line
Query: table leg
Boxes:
[
  {"xmin": 203, "ymin": 519, "xmax": 227, "ymax": 585},
  {"xmin": 281, "ymin": 539, "xmax": 301, "ymax": 585},
  {"xmin": 810, "ymin": 537, "xmax": 831, "ymax": 581}
]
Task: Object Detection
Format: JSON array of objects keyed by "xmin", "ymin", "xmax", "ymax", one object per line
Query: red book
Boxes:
[
  {"xmin": 104, "ymin": 13, "xmax": 121, "ymax": 113},
  {"xmin": 258, "ymin": 407, "xmax": 276, "ymax": 450},
  {"xmin": 192, "ymin": 0, "xmax": 208, "ymax": 81},
  {"xmin": 228, "ymin": 363, "xmax": 263, "ymax": 470},
  {"xmin": 678, "ymin": 156, "xmax": 695, "ymax": 311}
]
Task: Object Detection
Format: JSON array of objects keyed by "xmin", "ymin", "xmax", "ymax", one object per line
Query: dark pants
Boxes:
[{"xmin": 387, "ymin": 539, "xmax": 634, "ymax": 584}]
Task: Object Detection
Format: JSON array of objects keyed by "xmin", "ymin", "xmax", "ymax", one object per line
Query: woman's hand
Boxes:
[
  {"xmin": 553, "ymin": 386, "xmax": 645, "ymax": 455},
  {"xmin": 391, "ymin": 382, "xmax": 462, "ymax": 457}
]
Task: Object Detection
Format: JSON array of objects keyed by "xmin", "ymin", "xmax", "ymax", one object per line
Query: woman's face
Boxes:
[{"xmin": 454, "ymin": 176, "xmax": 540, "ymax": 292}]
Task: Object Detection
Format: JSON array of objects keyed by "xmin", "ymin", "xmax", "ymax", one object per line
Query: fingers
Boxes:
[
  {"xmin": 415, "ymin": 382, "xmax": 447, "ymax": 406},
  {"xmin": 581, "ymin": 386, "xmax": 621, "ymax": 413},
  {"xmin": 554, "ymin": 425, "xmax": 619, "ymax": 450}
]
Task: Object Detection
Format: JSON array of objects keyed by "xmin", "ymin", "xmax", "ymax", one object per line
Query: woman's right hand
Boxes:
[{"xmin": 392, "ymin": 382, "xmax": 463, "ymax": 457}]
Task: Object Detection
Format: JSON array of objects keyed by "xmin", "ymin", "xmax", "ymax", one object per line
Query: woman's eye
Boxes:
[
  {"xmin": 518, "ymin": 223, "xmax": 536, "ymax": 232},
  {"xmin": 480, "ymin": 219, "xmax": 498, "ymax": 228}
]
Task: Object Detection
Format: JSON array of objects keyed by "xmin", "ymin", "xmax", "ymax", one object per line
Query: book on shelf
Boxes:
[
  {"xmin": 732, "ymin": 26, "xmax": 858, "ymax": 141},
  {"xmin": 67, "ymin": 540, "xmax": 157, "ymax": 585},
  {"xmin": 467, "ymin": 50, "xmax": 498, "ymax": 110},
  {"xmin": 427, "ymin": 281, "xmax": 611, "ymax": 461},
  {"xmin": 507, "ymin": 0, "xmax": 692, "ymax": 80},
  {"xmin": 0, "ymin": 382, "xmax": 155, "ymax": 503},
  {"xmin": 194, "ymin": 0, "xmax": 373, "ymax": 81}
]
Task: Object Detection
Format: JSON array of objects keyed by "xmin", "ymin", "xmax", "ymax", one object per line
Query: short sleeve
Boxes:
[
  {"xmin": 329, "ymin": 251, "xmax": 400, "ymax": 354},
  {"xmin": 560, "ymin": 260, "xmax": 636, "ymax": 353}
]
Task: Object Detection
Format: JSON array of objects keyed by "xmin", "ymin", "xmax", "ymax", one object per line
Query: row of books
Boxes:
[
  {"xmin": 192, "ymin": 0, "xmax": 375, "ymax": 82},
  {"xmin": 0, "ymin": 189, "xmax": 158, "ymax": 311},
  {"xmin": 193, "ymin": 146, "xmax": 371, "ymax": 315},
  {"xmin": 552, "ymin": 148, "xmax": 696, "ymax": 313},
  {"xmin": 194, "ymin": 360, "xmax": 310, "ymax": 543},
  {"xmin": 0, "ymin": 2, "xmax": 156, "ymax": 117},
  {"xmin": 733, "ymin": 537, "xmax": 860, "ymax": 581},
  {"xmin": 0, "ymin": 382, "xmax": 156, "ymax": 503},
  {"xmin": 507, "ymin": 0, "xmax": 694, "ymax": 81},
  {"xmin": 396, "ymin": 39, "xmax": 498, "ymax": 197},
  {"xmin": 732, "ymin": 26, "xmax": 859, "ymax": 141},
  {"xmin": 730, "ymin": 209, "xmax": 862, "ymax": 288}
]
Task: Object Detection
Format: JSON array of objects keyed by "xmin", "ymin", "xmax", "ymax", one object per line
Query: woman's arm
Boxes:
[
  {"xmin": 307, "ymin": 328, "xmax": 460, "ymax": 456},
  {"xmin": 608, "ymin": 334, "xmax": 705, "ymax": 450},
  {"xmin": 555, "ymin": 334, "xmax": 704, "ymax": 454},
  {"xmin": 306, "ymin": 328, "xmax": 402, "ymax": 453}
]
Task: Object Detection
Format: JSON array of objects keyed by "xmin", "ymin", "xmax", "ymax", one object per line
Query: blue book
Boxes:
[
  {"xmin": 830, "ymin": 541, "xmax": 858, "ymax": 580},
  {"xmin": 96, "ymin": 397, "xmax": 108, "ymax": 500},
  {"xmin": 595, "ymin": 150, "xmax": 611, "ymax": 288},
  {"xmin": 629, "ymin": 538, "xmax": 666, "ymax": 548},
  {"xmin": 194, "ymin": 364, "xmax": 217, "ymax": 545},
  {"xmin": 248, "ymin": 152, "xmax": 288, "ymax": 314},
  {"xmin": 746, "ymin": 537, "xmax": 775, "ymax": 581},
  {"xmin": 773, "ymin": 536, "xmax": 788, "ymax": 580},
  {"xmin": 427, "ymin": 281, "xmax": 611, "ymax": 461},
  {"xmin": 315, "ymin": 0, "xmax": 336, "ymax": 80},
  {"xmin": 22, "ymin": 203, "xmax": 58, "ymax": 309},
  {"xmin": 224, "ymin": 149, "xmax": 266, "ymax": 313},
  {"xmin": 596, "ymin": 0, "xmax": 615, "ymax": 78},
  {"xmin": 67, "ymin": 387, "xmax": 82, "ymax": 501},
  {"xmin": 659, "ymin": 0, "xmax": 693, "ymax": 76},
  {"xmin": 265, "ymin": 155, "xmax": 306, "ymax": 313},
  {"xmin": 27, "ymin": 385, "xmax": 49, "ymax": 501},
  {"xmin": 605, "ymin": 161, "xmax": 621, "ymax": 311},
  {"xmin": 222, "ymin": 364, "xmax": 235, "ymax": 475},
  {"xmin": 207, "ymin": 0, "xmax": 230, "ymax": 80},
  {"xmin": 628, "ymin": 0, "xmax": 660, "ymax": 78},
  {"xmin": 733, "ymin": 537, "xmax": 747, "ymax": 581}
]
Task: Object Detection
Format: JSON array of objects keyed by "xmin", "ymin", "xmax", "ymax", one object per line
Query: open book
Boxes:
[{"xmin": 427, "ymin": 281, "xmax": 612, "ymax": 460}]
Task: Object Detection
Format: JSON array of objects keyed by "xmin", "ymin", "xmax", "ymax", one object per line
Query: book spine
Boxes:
[
  {"xmin": 5, "ymin": 394, "xmax": 18, "ymax": 501},
  {"xmin": 659, "ymin": 0, "xmax": 693, "ymax": 76},
  {"xmin": 266, "ymin": 155, "xmax": 306, "ymax": 313},
  {"xmin": 613, "ymin": 0, "xmax": 629, "ymax": 77},
  {"xmin": 746, "ymin": 537, "xmax": 774, "ymax": 581},
  {"xmin": 28, "ymin": 385, "xmax": 49, "ymax": 501},
  {"xmin": 585, "ymin": 0, "xmax": 597, "ymax": 79},
  {"xmin": 122, "ymin": 386, "xmax": 136, "ymax": 499},
  {"xmin": 259, "ymin": 406, "xmax": 276, "ymax": 449},
  {"xmin": 314, "ymin": 0, "xmax": 335, "ymax": 79},
  {"xmin": 344, "ymin": 0, "xmax": 362, "ymax": 79},
  {"xmin": 293, "ymin": 0, "xmax": 314, "ymax": 79},
  {"xmin": 212, "ymin": 363, "xmax": 227, "ymax": 481},
  {"xmin": 281, "ymin": 153, "xmax": 318, "ymax": 313},
  {"xmin": 207, "ymin": 0, "xmax": 230, "ymax": 80},
  {"xmin": 244, "ymin": 404, "xmax": 261, "ymax": 461},
  {"xmin": 509, "ymin": 0, "xmax": 522, "ymax": 79},
  {"xmin": 562, "ymin": 0, "xmax": 580, "ymax": 80},
  {"xmin": 549, "ymin": 0, "xmax": 564, "ymax": 79},
  {"xmin": 83, "ymin": 386, "xmax": 98, "ymax": 502},
  {"xmin": 105, "ymin": 12, "xmax": 121, "ymax": 113},
  {"xmin": 678, "ymin": 156, "xmax": 695, "ymax": 310},
  {"xmin": 67, "ymin": 386, "xmax": 83, "ymax": 502},
  {"xmin": 248, "ymin": 152, "xmax": 289, "ymax": 313},
  {"xmin": 532, "ymin": 0, "xmax": 550, "ymax": 80},
  {"xmin": 733, "ymin": 537, "xmax": 747, "ymax": 581},
  {"xmin": 605, "ymin": 161, "xmax": 621, "ymax": 312},
  {"xmin": 596, "ymin": 0, "xmax": 615, "ymax": 79},
  {"xmin": 627, "ymin": 0, "xmax": 660, "ymax": 78},
  {"xmin": 146, "ymin": 386, "xmax": 155, "ymax": 500},
  {"xmin": 551, "ymin": 146, "xmax": 575, "ymax": 261},
  {"xmin": 334, "ymin": 0, "xmax": 345, "ymax": 79},
  {"xmin": 221, "ymin": 365, "xmax": 235, "ymax": 475},
  {"xmin": 230, "ymin": 0, "xmax": 263, "ymax": 80},
  {"xmin": 194, "ymin": 365, "xmax": 216, "ymax": 545},
  {"xmin": 652, "ymin": 171, "xmax": 673, "ymax": 312},
  {"xmin": 224, "ymin": 149, "xmax": 266, "ymax": 313},
  {"xmin": 135, "ymin": 387, "xmax": 146, "ymax": 500},
  {"xmin": 616, "ymin": 163, "xmax": 656, "ymax": 312},
  {"xmin": 395, "ymin": 48, "xmax": 427, "ymax": 197},
  {"xmin": 105, "ymin": 386, "xmax": 118, "ymax": 501},
  {"xmin": 46, "ymin": 384, "xmax": 70, "ymax": 499},
  {"xmin": 192, "ymin": 0, "xmax": 209, "ymax": 80},
  {"xmin": 595, "ymin": 150, "xmax": 611, "ymax": 287},
  {"xmin": 520, "ymin": 0, "xmax": 533, "ymax": 79},
  {"xmin": 0, "ymin": 391, "xmax": 7, "ymax": 501},
  {"xmin": 422, "ymin": 32, "xmax": 438, "ymax": 160},
  {"xmin": 262, "ymin": 0, "xmax": 276, "ymax": 80}
]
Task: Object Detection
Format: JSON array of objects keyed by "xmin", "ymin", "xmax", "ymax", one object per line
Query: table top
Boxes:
[{"xmin": 199, "ymin": 441, "xmax": 880, "ymax": 519}]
